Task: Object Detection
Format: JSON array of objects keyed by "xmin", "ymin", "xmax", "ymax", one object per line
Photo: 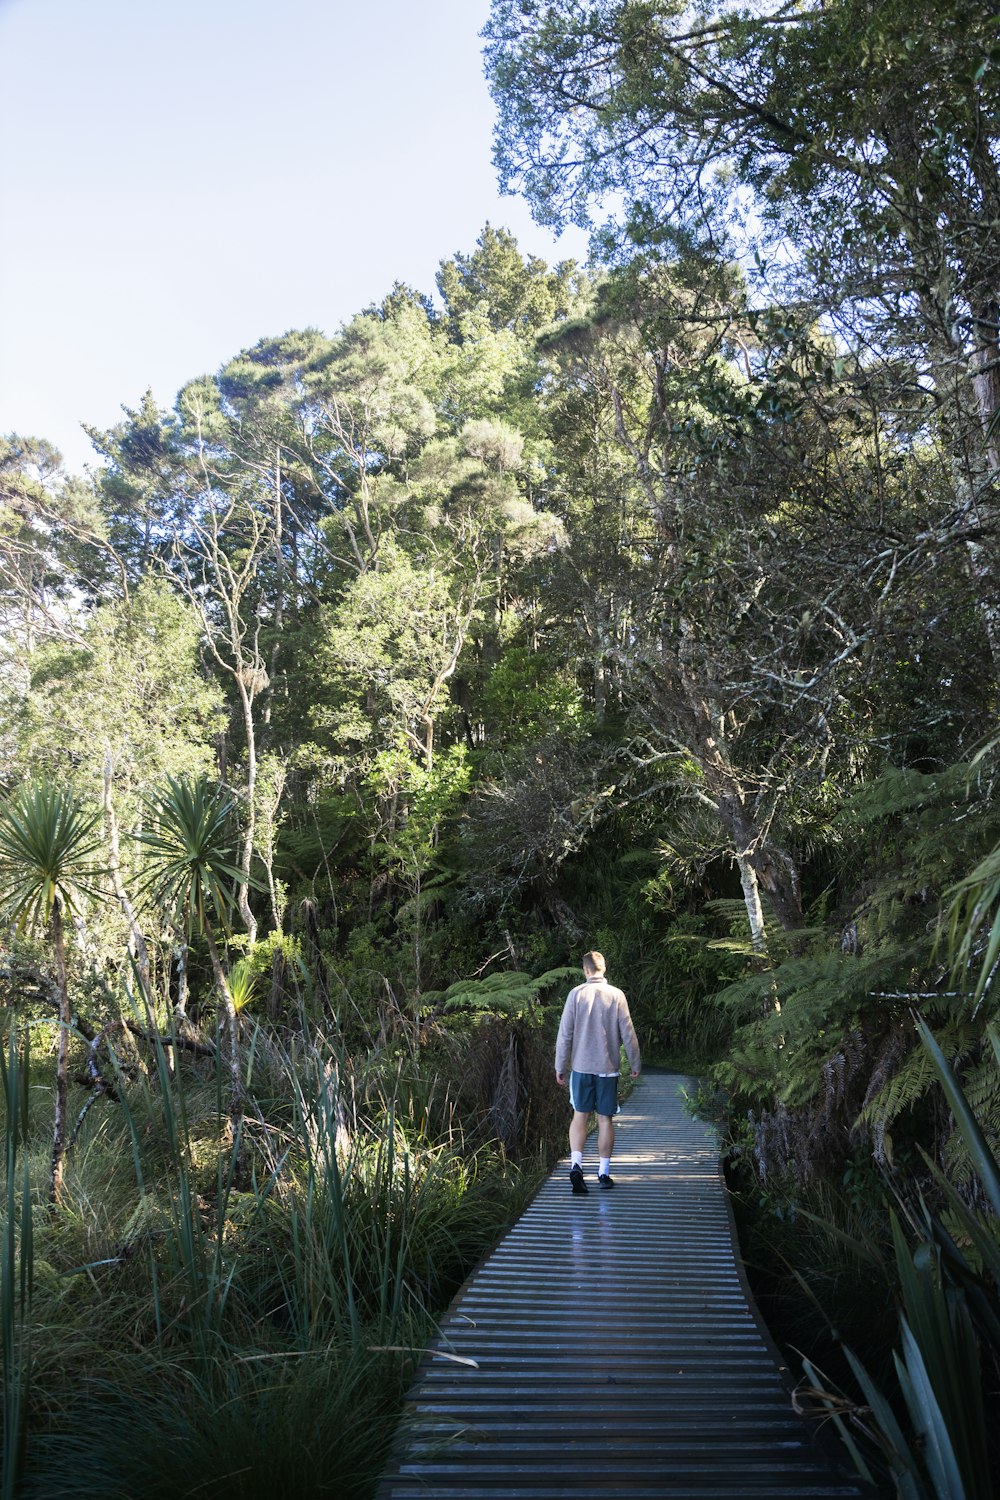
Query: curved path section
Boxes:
[{"xmin": 378, "ymin": 1071, "xmax": 863, "ymax": 1499}]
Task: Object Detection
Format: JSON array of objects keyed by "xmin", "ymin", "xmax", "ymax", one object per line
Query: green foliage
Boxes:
[
  {"xmin": 227, "ymin": 958, "xmax": 258, "ymax": 1014},
  {"xmin": 27, "ymin": 1354, "xmax": 408, "ymax": 1500},
  {"xmin": 134, "ymin": 776, "xmax": 247, "ymax": 933},
  {"xmin": 437, "ymin": 223, "xmax": 586, "ymax": 339},
  {"xmin": 7, "ymin": 79, "xmax": 1000, "ymax": 1490},
  {"xmin": 318, "ymin": 544, "xmax": 469, "ymax": 760},
  {"xmin": 944, "ymin": 756, "xmax": 1000, "ymax": 1011},
  {"xmin": 801, "ymin": 1022, "xmax": 1000, "ymax": 1499},
  {"xmin": 11, "ymin": 577, "xmax": 224, "ymax": 801},
  {"xmin": 230, "ymin": 932, "xmax": 310, "ymax": 1021},
  {"xmin": 0, "ymin": 1020, "xmax": 540, "ymax": 1500},
  {"xmin": 0, "ymin": 782, "xmax": 103, "ymax": 931},
  {"xmin": 368, "ymin": 744, "xmax": 471, "ymax": 872},
  {"xmin": 703, "ymin": 752, "xmax": 1000, "ymax": 1187},
  {"xmin": 422, "ymin": 965, "xmax": 578, "ymax": 1018},
  {"xmin": 476, "ymin": 645, "xmax": 584, "ymax": 747}
]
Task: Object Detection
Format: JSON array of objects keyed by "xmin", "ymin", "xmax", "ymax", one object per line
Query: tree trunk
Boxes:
[
  {"xmin": 103, "ymin": 745, "xmax": 157, "ymax": 1029},
  {"xmin": 235, "ymin": 676, "xmax": 259, "ymax": 946},
  {"xmin": 697, "ymin": 719, "xmax": 805, "ymax": 935},
  {"xmin": 204, "ymin": 927, "xmax": 243, "ymax": 1121},
  {"xmin": 48, "ymin": 901, "xmax": 70, "ymax": 1206},
  {"xmin": 174, "ymin": 938, "xmax": 189, "ymax": 1018},
  {"xmin": 735, "ymin": 852, "xmax": 769, "ymax": 955},
  {"xmin": 714, "ymin": 789, "xmax": 803, "ymax": 934},
  {"xmin": 264, "ymin": 442, "xmax": 283, "ymax": 730}
]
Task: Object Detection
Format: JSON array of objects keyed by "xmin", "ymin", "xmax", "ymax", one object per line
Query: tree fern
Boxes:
[{"xmin": 420, "ymin": 966, "xmax": 579, "ymax": 1019}]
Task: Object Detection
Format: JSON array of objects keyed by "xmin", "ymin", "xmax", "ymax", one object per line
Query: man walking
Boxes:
[{"xmin": 555, "ymin": 951, "xmax": 641, "ymax": 1194}]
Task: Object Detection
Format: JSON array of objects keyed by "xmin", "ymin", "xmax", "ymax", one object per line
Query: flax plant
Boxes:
[
  {"xmin": 253, "ymin": 1044, "xmax": 436, "ymax": 1350},
  {"xmin": 105, "ymin": 1005, "xmax": 244, "ymax": 1362},
  {"xmin": 5, "ymin": 1008, "xmax": 538, "ymax": 1498},
  {"xmin": 803, "ymin": 1018, "xmax": 1000, "ymax": 1499}
]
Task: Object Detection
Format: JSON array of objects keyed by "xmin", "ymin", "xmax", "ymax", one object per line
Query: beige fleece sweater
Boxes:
[{"xmin": 554, "ymin": 976, "xmax": 641, "ymax": 1077}]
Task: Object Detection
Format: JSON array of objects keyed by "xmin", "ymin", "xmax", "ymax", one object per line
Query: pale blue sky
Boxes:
[{"xmin": 0, "ymin": 0, "xmax": 588, "ymax": 473}]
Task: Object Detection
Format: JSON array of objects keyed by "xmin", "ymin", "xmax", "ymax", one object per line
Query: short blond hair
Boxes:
[{"xmin": 582, "ymin": 950, "xmax": 606, "ymax": 976}]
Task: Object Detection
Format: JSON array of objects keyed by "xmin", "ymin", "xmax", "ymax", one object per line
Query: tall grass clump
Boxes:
[
  {"xmin": 1, "ymin": 1021, "xmax": 33, "ymax": 1500},
  {"xmin": 4, "ymin": 1013, "xmax": 538, "ymax": 1499}
]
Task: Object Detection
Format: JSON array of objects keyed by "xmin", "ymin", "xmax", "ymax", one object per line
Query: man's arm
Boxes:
[
  {"xmin": 554, "ymin": 989, "xmax": 577, "ymax": 1085},
  {"xmin": 618, "ymin": 995, "xmax": 641, "ymax": 1076}
]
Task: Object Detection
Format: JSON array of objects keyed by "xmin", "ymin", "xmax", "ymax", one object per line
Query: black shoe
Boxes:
[
  {"xmin": 569, "ymin": 1164, "xmax": 588, "ymax": 1195},
  {"xmin": 597, "ymin": 1173, "xmax": 614, "ymax": 1189}
]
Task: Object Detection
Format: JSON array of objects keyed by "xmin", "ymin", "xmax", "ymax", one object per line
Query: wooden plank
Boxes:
[{"xmin": 378, "ymin": 1072, "xmax": 865, "ymax": 1499}]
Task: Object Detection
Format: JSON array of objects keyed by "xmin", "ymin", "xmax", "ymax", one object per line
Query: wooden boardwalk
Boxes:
[{"xmin": 378, "ymin": 1071, "xmax": 865, "ymax": 1499}]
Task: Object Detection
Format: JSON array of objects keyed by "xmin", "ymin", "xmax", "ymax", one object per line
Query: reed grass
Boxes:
[
  {"xmin": 0, "ymin": 1011, "xmax": 540, "ymax": 1498},
  {"xmin": 1, "ymin": 1023, "xmax": 33, "ymax": 1500},
  {"xmin": 21, "ymin": 1347, "xmax": 418, "ymax": 1500}
]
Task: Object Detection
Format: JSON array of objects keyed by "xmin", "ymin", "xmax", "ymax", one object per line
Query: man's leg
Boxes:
[
  {"xmin": 569, "ymin": 1111, "xmax": 590, "ymax": 1156},
  {"xmin": 597, "ymin": 1113, "xmax": 615, "ymax": 1187},
  {"xmin": 568, "ymin": 1074, "xmax": 597, "ymax": 1194},
  {"xmin": 568, "ymin": 1110, "xmax": 590, "ymax": 1194}
]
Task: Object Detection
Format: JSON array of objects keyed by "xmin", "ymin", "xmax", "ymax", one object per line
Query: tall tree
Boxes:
[
  {"xmin": 484, "ymin": 0, "xmax": 1000, "ymax": 658},
  {"xmin": 0, "ymin": 435, "xmax": 117, "ymax": 653},
  {"xmin": 437, "ymin": 223, "xmax": 585, "ymax": 339},
  {"xmin": 531, "ymin": 251, "xmax": 976, "ymax": 945}
]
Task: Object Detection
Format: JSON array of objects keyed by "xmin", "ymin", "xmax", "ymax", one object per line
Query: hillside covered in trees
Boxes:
[{"xmin": 2, "ymin": 1, "xmax": 1000, "ymax": 1495}]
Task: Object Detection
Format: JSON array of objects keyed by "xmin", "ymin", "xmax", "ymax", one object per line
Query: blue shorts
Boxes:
[{"xmin": 569, "ymin": 1071, "xmax": 620, "ymax": 1118}]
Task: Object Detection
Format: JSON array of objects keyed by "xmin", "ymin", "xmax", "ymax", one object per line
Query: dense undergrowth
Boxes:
[
  {"xmin": 707, "ymin": 975, "xmax": 1000, "ymax": 1497},
  {"xmin": 1, "ymin": 1009, "xmax": 565, "ymax": 1500}
]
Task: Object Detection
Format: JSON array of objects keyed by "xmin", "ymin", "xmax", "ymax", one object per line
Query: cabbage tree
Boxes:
[
  {"xmin": 134, "ymin": 776, "xmax": 250, "ymax": 1113},
  {"xmin": 0, "ymin": 781, "xmax": 103, "ymax": 1204}
]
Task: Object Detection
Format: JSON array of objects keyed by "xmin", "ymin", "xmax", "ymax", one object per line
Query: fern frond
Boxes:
[{"xmin": 423, "ymin": 965, "xmax": 581, "ymax": 1019}]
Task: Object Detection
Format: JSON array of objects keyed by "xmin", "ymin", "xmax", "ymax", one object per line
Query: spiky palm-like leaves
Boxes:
[
  {"xmin": 946, "ymin": 844, "xmax": 1000, "ymax": 1010},
  {"xmin": 135, "ymin": 775, "xmax": 245, "ymax": 935},
  {"xmin": 803, "ymin": 1019, "xmax": 1000, "ymax": 1499},
  {"xmin": 0, "ymin": 781, "xmax": 103, "ymax": 1204},
  {"xmin": 0, "ymin": 782, "xmax": 102, "ymax": 932},
  {"xmin": 134, "ymin": 776, "xmax": 249, "ymax": 1111}
]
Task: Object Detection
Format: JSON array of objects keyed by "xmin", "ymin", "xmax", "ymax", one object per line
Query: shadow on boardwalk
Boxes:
[{"xmin": 378, "ymin": 1071, "xmax": 867, "ymax": 1499}]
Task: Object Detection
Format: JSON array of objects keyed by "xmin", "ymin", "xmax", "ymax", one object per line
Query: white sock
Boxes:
[
  {"xmin": 571, "ymin": 1151, "xmax": 584, "ymax": 1169},
  {"xmin": 599, "ymin": 1157, "xmax": 611, "ymax": 1176}
]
